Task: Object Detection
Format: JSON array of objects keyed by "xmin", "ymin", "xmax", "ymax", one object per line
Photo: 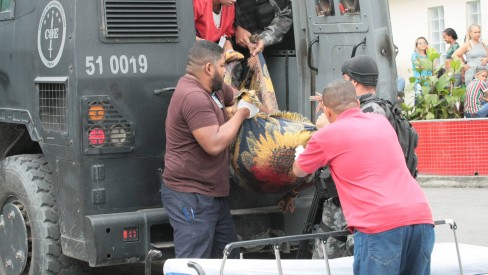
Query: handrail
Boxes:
[
  {"xmin": 351, "ymin": 37, "xmax": 366, "ymax": 58},
  {"xmin": 307, "ymin": 35, "xmax": 319, "ymax": 72}
]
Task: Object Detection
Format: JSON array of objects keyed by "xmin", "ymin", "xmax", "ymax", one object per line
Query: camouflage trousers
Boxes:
[{"xmin": 312, "ymin": 198, "xmax": 354, "ymax": 259}]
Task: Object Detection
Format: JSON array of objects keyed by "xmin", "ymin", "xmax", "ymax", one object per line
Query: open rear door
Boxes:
[{"xmin": 292, "ymin": 0, "xmax": 398, "ymax": 117}]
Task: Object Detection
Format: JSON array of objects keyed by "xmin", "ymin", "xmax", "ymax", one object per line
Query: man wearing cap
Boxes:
[
  {"xmin": 341, "ymin": 55, "xmax": 385, "ymax": 115},
  {"xmin": 293, "ymin": 79, "xmax": 435, "ymax": 274},
  {"xmin": 341, "ymin": 55, "xmax": 418, "ymax": 177}
]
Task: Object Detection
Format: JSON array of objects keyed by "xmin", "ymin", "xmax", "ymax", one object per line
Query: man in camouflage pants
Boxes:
[
  {"xmin": 234, "ymin": 0, "xmax": 292, "ymax": 56},
  {"xmin": 310, "ymin": 167, "xmax": 354, "ymax": 259},
  {"xmin": 312, "ymin": 197, "xmax": 354, "ymax": 259}
]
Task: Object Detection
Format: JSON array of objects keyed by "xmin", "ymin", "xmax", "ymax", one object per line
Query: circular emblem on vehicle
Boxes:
[{"xmin": 37, "ymin": 1, "xmax": 66, "ymax": 68}]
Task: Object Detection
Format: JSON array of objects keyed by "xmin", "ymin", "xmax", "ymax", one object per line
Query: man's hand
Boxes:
[
  {"xmin": 482, "ymin": 57, "xmax": 488, "ymax": 66},
  {"xmin": 315, "ymin": 113, "xmax": 330, "ymax": 129},
  {"xmin": 237, "ymin": 99, "xmax": 259, "ymax": 118},
  {"xmin": 235, "ymin": 26, "xmax": 252, "ymax": 49},
  {"xmin": 277, "ymin": 193, "xmax": 296, "ymax": 213},
  {"xmin": 250, "ymin": 39, "xmax": 265, "ymax": 56},
  {"xmin": 310, "ymin": 92, "xmax": 323, "ymax": 113}
]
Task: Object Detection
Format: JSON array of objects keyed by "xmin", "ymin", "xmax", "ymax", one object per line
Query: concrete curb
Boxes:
[{"xmin": 418, "ymin": 175, "xmax": 488, "ymax": 188}]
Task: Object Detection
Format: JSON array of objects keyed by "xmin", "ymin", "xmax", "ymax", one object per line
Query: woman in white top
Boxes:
[{"xmin": 453, "ymin": 24, "xmax": 488, "ymax": 86}]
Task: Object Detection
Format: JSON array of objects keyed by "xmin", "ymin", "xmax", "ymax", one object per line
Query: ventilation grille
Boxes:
[
  {"xmin": 103, "ymin": 0, "xmax": 178, "ymax": 41},
  {"xmin": 39, "ymin": 83, "xmax": 68, "ymax": 134}
]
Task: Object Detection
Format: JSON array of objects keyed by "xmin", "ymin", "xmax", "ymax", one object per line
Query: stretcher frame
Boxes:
[{"xmin": 177, "ymin": 219, "xmax": 463, "ymax": 275}]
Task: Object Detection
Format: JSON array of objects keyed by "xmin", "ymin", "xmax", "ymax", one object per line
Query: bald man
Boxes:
[{"xmin": 293, "ymin": 79, "xmax": 434, "ymax": 275}]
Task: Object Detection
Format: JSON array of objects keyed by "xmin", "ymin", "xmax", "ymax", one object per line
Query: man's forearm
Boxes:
[
  {"xmin": 292, "ymin": 161, "xmax": 309, "ymax": 178},
  {"xmin": 258, "ymin": 1, "xmax": 292, "ymax": 46}
]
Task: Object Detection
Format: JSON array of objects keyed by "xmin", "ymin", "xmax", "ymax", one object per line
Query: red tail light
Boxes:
[
  {"xmin": 88, "ymin": 127, "xmax": 105, "ymax": 146},
  {"xmin": 123, "ymin": 227, "xmax": 139, "ymax": 242}
]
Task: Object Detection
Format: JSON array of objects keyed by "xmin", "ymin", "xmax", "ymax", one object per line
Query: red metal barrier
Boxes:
[{"xmin": 411, "ymin": 119, "xmax": 488, "ymax": 176}]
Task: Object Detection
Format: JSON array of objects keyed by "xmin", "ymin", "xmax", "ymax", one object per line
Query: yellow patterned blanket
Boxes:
[{"xmin": 227, "ymin": 53, "xmax": 317, "ymax": 194}]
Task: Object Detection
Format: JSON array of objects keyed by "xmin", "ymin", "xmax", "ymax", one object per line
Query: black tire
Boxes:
[{"xmin": 0, "ymin": 154, "xmax": 87, "ymax": 275}]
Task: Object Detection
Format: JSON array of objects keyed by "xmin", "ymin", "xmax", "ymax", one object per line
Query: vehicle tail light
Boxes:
[
  {"xmin": 88, "ymin": 103, "xmax": 106, "ymax": 122},
  {"xmin": 83, "ymin": 97, "xmax": 134, "ymax": 154},
  {"xmin": 109, "ymin": 125, "xmax": 128, "ymax": 147},
  {"xmin": 123, "ymin": 227, "xmax": 139, "ymax": 242},
  {"xmin": 88, "ymin": 127, "xmax": 106, "ymax": 146}
]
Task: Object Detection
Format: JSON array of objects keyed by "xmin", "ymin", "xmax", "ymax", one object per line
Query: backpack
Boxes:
[{"xmin": 360, "ymin": 95, "xmax": 419, "ymax": 178}]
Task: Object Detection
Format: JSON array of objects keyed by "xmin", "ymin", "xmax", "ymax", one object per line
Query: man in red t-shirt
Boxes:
[
  {"xmin": 162, "ymin": 40, "xmax": 258, "ymax": 258},
  {"xmin": 293, "ymin": 79, "xmax": 435, "ymax": 274}
]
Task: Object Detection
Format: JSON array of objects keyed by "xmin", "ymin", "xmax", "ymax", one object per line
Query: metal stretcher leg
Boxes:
[
  {"xmin": 435, "ymin": 219, "xmax": 463, "ymax": 275},
  {"xmin": 321, "ymin": 239, "xmax": 332, "ymax": 275},
  {"xmin": 273, "ymin": 245, "xmax": 284, "ymax": 275}
]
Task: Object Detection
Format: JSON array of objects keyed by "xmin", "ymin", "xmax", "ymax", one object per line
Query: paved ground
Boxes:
[{"xmin": 423, "ymin": 187, "xmax": 488, "ymax": 247}]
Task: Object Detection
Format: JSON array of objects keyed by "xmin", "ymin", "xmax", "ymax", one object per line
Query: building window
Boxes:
[
  {"xmin": 466, "ymin": 1, "xmax": 480, "ymax": 27},
  {"xmin": 0, "ymin": 0, "xmax": 12, "ymax": 12},
  {"xmin": 428, "ymin": 6, "xmax": 445, "ymax": 63}
]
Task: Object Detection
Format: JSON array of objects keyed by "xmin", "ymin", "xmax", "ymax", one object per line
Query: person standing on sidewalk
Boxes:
[{"xmin": 293, "ymin": 79, "xmax": 435, "ymax": 274}]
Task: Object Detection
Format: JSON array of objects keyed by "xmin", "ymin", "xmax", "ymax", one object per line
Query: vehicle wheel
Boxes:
[{"xmin": 0, "ymin": 154, "xmax": 87, "ymax": 275}]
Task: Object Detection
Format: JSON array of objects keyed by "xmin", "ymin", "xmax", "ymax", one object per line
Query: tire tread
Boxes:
[{"xmin": 1, "ymin": 154, "xmax": 88, "ymax": 275}]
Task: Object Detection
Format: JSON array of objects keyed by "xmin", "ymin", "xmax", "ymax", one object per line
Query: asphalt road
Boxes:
[
  {"xmin": 423, "ymin": 187, "xmax": 488, "ymax": 247},
  {"xmin": 86, "ymin": 187, "xmax": 488, "ymax": 274}
]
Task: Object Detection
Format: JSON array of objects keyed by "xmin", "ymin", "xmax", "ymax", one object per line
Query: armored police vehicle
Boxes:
[{"xmin": 0, "ymin": 0, "xmax": 397, "ymax": 274}]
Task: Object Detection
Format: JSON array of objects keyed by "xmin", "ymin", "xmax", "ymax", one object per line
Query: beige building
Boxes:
[{"xmin": 389, "ymin": 0, "xmax": 488, "ymax": 83}]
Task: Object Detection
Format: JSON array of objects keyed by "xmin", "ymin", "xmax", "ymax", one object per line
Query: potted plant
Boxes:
[{"xmin": 402, "ymin": 47, "xmax": 466, "ymax": 120}]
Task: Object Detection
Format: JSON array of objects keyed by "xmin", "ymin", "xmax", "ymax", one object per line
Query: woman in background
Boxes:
[
  {"xmin": 443, "ymin": 28, "xmax": 463, "ymax": 87},
  {"xmin": 411, "ymin": 37, "xmax": 432, "ymax": 100},
  {"xmin": 453, "ymin": 24, "xmax": 488, "ymax": 87},
  {"xmin": 444, "ymin": 28, "xmax": 460, "ymax": 63}
]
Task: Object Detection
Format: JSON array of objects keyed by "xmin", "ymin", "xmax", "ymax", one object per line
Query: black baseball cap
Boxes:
[{"xmin": 341, "ymin": 55, "xmax": 379, "ymax": 87}]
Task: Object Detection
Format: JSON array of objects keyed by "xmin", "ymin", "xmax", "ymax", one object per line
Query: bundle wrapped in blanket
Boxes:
[
  {"xmin": 226, "ymin": 53, "xmax": 317, "ymax": 194},
  {"xmin": 231, "ymin": 111, "xmax": 316, "ymax": 193}
]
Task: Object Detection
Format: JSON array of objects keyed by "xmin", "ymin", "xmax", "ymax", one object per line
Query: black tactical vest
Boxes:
[{"xmin": 236, "ymin": 0, "xmax": 288, "ymax": 33}]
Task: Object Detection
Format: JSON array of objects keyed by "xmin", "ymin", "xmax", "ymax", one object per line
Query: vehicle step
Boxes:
[{"xmin": 151, "ymin": 241, "xmax": 174, "ymax": 249}]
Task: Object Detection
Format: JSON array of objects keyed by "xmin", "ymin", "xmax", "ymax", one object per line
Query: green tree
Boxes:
[{"xmin": 403, "ymin": 47, "xmax": 465, "ymax": 120}]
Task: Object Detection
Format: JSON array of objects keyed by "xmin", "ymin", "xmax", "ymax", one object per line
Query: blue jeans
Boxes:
[
  {"xmin": 353, "ymin": 224, "xmax": 435, "ymax": 275},
  {"xmin": 465, "ymin": 102, "xmax": 488, "ymax": 118},
  {"xmin": 161, "ymin": 184, "xmax": 239, "ymax": 259}
]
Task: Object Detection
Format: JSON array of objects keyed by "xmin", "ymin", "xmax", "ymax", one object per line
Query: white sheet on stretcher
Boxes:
[{"xmin": 163, "ymin": 243, "xmax": 488, "ymax": 275}]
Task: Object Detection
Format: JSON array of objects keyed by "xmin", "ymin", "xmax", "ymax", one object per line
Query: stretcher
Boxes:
[{"xmin": 163, "ymin": 219, "xmax": 488, "ymax": 275}]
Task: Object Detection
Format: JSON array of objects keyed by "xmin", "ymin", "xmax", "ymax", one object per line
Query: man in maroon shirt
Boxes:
[{"xmin": 162, "ymin": 40, "xmax": 258, "ymax": 258}]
